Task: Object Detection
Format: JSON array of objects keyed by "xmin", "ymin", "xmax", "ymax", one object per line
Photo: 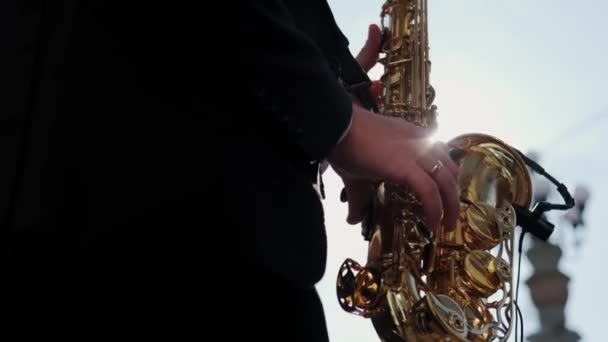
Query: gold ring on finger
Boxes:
[{"xmin": 429, "ymin": 160, "xmax": 444, "ymax": 176}]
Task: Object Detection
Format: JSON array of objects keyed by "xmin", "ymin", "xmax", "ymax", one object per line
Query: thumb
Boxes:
[
  {"xmin": 356, "ymin": 24, "xmax": 383, "ymax": 72},
  {"xmin": 343, "ymin": 178, "xmax": 374, "ymax": 225}
]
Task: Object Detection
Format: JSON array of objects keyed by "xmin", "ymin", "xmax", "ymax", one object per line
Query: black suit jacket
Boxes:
[{"xmin": 3, "ymin": 1, "xmax": 370, "ymax": 338}]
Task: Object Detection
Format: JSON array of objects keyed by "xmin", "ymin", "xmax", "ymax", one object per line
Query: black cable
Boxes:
[
  {"xmin": 516, "ymin": 299, "xmax": 524, "ymax": 342},
  {"xmin": 509, "ymin": 148, "xmax": 576, "ymax": 242},
  {"xmin": 514, "ymin": 229, "xmax": 526, "ymax": 342},
  {"xmin": 516, "ymin": 149, "xmax": 575, "ymax": 212}
]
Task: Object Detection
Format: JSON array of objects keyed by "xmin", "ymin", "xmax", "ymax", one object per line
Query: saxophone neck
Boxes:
[{"xmin": 379, "ymin": 0, "xmax": 436, "ymax": 129}]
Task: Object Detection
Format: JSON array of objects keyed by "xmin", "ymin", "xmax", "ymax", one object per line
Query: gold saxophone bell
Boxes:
[{"xmin": 336, "ymin": 1, "xmax": 534, "ymax": 341}]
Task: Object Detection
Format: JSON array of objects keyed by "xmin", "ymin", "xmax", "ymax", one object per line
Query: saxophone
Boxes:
[{"xmin": 336, "ymin": 1, "xmax": 533, "ymax": 340}]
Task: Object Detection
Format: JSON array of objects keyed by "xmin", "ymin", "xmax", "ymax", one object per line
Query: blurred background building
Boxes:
[{"xmin": 525, "ymin": 153, "xmax": 590, "ymax": 342}]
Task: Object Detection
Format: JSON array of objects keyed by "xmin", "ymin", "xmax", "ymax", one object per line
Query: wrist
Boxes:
[{"xmin": 327, "ymin": 103, "xmax": 365, "ymax": 171}]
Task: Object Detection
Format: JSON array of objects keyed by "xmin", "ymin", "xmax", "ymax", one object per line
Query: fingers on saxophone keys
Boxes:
[
  {"xmin": 392, "ymin": 166, "xmax": 443, "ymax": 233},
  {"xmin": 418, "ymin": 155, "xmax": 459, "ymax": 232},
  {"xmin": 431, "ymin": 142, "xmax": 459, "ymax": 179}
]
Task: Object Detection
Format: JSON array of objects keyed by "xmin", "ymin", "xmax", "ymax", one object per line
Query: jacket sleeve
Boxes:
[{"xmin": 230, "ymin": 1, "xmax": 354, "ymax": 162}]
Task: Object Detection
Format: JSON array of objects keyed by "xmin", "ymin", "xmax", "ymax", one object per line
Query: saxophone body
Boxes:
[{"xmin": 336, "ymin": 1, "xmax": 532, "ymax": 341}]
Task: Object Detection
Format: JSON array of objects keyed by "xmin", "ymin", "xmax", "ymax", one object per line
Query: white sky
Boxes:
[{"xmin": 316, "ymin": 0, "xmax": 608, "ymax": 341}]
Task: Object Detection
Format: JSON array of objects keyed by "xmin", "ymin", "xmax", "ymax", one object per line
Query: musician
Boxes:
[{"xmin": 3, "ymin": 0, "xmax": 457, "ymax": 339}]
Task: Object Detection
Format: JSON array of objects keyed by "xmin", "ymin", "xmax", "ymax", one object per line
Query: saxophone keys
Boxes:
[
  {"xmin": 462, "ymin": 250, "xmax": 505, "ymax": 297},
  {"xmin": 353, "ymin": 268, "xmax": 381, "ymax": 308},
  {"xmin": 411, "ymin": 293, "xmax": 468, "ymax": 340},
  {"xmin": 336, "ymin": 258, "xmax": 381, "ymax": 316}
]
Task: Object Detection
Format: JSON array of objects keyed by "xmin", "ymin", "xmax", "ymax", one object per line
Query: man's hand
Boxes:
[
  {"xmin": 331, "ymin": 24, "xmax": 459, "ymax": 233},
  {"xmin": 337, "ymin": 24, "xmax": 382, "ymax": 226}
]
